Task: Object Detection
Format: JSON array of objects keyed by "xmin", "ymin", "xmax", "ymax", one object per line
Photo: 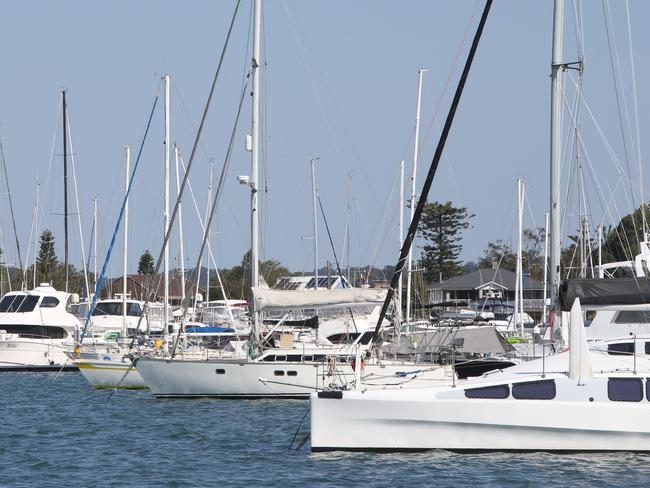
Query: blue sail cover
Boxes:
[{"xmin": 185, "ymin": 327, "xmax": 235, "ymax": 334}]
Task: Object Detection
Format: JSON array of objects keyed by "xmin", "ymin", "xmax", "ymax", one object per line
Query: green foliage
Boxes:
[
  {"xmin": 478, "ymin": 227, "xmax": 546, "ymax": 281},
  {"xmin": 418, "ymin": 201, "xmax": 473, "ymax": 283},
  {"xmin": 600, "ymin": 204, "xmax": 650, "ymax": 265},
  {"xmin": 138, "ymin": 250, "xmax": 155, "ymax": 275},
  {"xmin": 36, "ymin": 229, "xmax": 57, "ymax": 284},
  {"xmin": 210, "ymin": 250, "xmax": 290, "ymax": 302},
  {"xmin": 478, "ymin": 239, "xmax": 516, "ymax": 272}
]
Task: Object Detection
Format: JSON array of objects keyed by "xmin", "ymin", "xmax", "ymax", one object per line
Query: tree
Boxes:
[
  {"xmin": 478, "ymin": 239, "xmax": 516, "ymax": 271},
  {"xmin": 477, "ymin": 228, "xmax": 545, "ymax": 281},
  {"xmin": 522, "ymin": 227, "xmax": 546, "ymax": 281},
  {"xmin": 211, "ymin": 250, "xmax": 290, "ymax": 302},
  {"xmin": 601, "ymin": 204, "xmax": 650, "ymax": 265},
  {"xmin": 36, "ymin": 229, "xmax": 57, "ymax": 283},
  {"xmin": 418, "ymin": 201, "xmax": 473, "ymax": 283},
  {"xmin": 138, "ymin": 250, "xmax": 155, "ymax": 275}
]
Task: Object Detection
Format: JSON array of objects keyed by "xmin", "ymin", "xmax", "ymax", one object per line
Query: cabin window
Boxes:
[
  {"xmin": 275, "ymin": 355, "xmax": 287, "ymax": 362},
  {"xmin": 313, "ymin": 355, "xmax": 326, "ymax": 362},
  {"xmin": 286, "ymin": 355, "xmax": 302, "ymax": 362},
  {"xmin": 262, "ymin": 355, "xmax": 275, "ymax": 362},
  {"xmin": 287, "ymin": 371, "xmax": 298, "ymax": 376},
  {"xmin": 40, "ymin": 297, "xmax": 60, "ymax": 308},
  {"xmin": 0, "ymin": 295, "xmax": 16, "ymax": 312},
  {"xmin": 512, "ymin": 380, "xmax": 556, "ymax": 400},
  {"xmin": 0, "ymin": 295, "xmax": 39, "ymax": 313},
  {"xmin": 215, "ymin": 369, "xmax": 225, "ymax": 375},
  {"xmin": 645, "ymin": 343, "xmax": 650, "ymax": 355},
  {"xmin": 303, "ymin": 355, "xmax": 313, "ymax": 361},
  {"xmin": 274, "ymin": 370, "xmax": 285, "ymax": 376},
  {"xmin": 464, "ymin": 384, "xmax": 510, "ymax": 399},
  {"xmin": 93, "ymin": 303, "xmax": 121, "ymax": 316},
  {"xmin": 127, "ymin": 303, "xmax": 142, "ymax": 317},
  {"xmin": 0, "ymin": 324, "xmax": 67, "ymax": 339},
  {"xmin": 608, "ymin": 343, "xmax": 635, "ymax": 356},
  {"xmin": 614, "ymin": 311, "xmax": 650, "ymax": 324},
  {"xmin": 16, "ymin": 296, "xmax": 39, "ymax": 312},
  {"xmin": 608, "ymin": 378, "xmax": 643, "ymax": 402}
]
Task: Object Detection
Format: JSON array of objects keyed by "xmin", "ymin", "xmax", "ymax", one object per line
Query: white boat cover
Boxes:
[{"xmin": 252, "ymin": 287, "xmax": 387, "ymax": 311}]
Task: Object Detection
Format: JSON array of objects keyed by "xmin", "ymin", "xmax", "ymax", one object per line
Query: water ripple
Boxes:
[{"xmin": 1, "ymin": 373, "xmax": 650, "ymax": 487}]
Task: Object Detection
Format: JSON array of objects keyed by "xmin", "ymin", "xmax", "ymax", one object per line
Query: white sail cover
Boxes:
[{"xmin": 252, "ymin": 287, "xmax": 387, "ymax": 311}]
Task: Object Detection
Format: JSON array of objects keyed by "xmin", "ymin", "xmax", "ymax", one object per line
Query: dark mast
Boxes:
[{"xmin": 62, "ymin": 90, "xmax": 68, "ymax": 293}]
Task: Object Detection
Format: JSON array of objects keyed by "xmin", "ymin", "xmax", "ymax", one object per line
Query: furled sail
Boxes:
[
  {"xmin": 252, "ymin": 287, "xmax": 387, "ymax": 311},
  {"xmin": 559, "ymin": 278, "xmax": 650, "ymax": 311}
]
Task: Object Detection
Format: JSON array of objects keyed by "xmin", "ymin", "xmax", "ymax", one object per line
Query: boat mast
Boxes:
[
  {"xmin": 406, "ymin": 68, "xmax": 425, "ymax": 323},
  {"xmin": 33, "ymin": 182, "xmax": 40, "ymax": 289},
  {"xmin": 206, "ymin": 161, "xmax": 213, "ymax": 302},
  {"xmin": 371, "ymin": 0, "xmax": 493, "ymax": 343},
  {"xmin": 62, "ymin": 90, "xmax": 69, "ymax": 292},
  {"xmin": 542, "ymin": 212, "xmax": 550, "ymax": 324},
  {"xmin": 123, "ymin": 145, "xmax": 131, "ymax": 338},
  {"xmin": 251, "ymin": 0, "xmax": 261, "ymax": 336},
  {"xmin": 92, "ymin": 197, "xmax": 98, "ymax": 289},
  {"xmin": 515, "ymin": 178, "xmax": 525, "ymax": 335},
  {"xmin": 174, "ymin": 145, "xmax": 185, "ymax": 305},
  {"xmin": 397, "ymin": 160, "xmax": 405, "ymax": 324},
  {"xmin": 163, "ymin": 74, "xmax": 171, "ymax": 331},
  {"xmin": 346, "ymin": 174, "xmax": 351, "ymax": 284},
  {"xmin": 549, "ymin": 0, "xmax": 564, "ymax": 311},
  {"xmin": 311, "ymin": 156, "xmax": 320, "ymax": 289}
]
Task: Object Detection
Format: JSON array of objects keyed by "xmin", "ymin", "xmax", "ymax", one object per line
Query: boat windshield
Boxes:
[
  {"xmin": 92, "ymin": 302, "xmax": 142, "ymax": 317},
  {"xmin": 0, "ymin": 295, "xmax": 40, "ymax": 313}
]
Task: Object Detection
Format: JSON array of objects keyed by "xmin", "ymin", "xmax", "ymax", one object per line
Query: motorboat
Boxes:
[{"xmin": 0, "ymin": 284, "xmax": 81, "ymax": 371}]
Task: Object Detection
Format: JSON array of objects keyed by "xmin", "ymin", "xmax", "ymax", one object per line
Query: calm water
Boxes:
[{"xmin": 1, "ymin": 372, "xmax": 649, "ymax": 487}]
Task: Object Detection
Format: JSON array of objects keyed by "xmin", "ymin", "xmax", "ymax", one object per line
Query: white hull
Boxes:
[
  {"xmin": 311, "ymin": 327, "xmax": 650, "ymax": 452},
  {"xmin": 311, "ymin": 383, "xmax": 650, "ymax": 451},
  {"xmin": 0, "ymin": 339, "xmax": 74, "ymax": 370},
  {"xmin": 76, "ymin": 358, "xmax": 146, "ymax": 389},
  {"xmin": 137, "ymin": 358, "xmax": 333, "ymax": 398},
  {"xmin": 136, "ymin": 357, "xmax": 450, "ymax": 398}
]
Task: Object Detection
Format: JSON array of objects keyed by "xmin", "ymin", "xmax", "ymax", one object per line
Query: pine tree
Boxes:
[
  {"xmin": 36, "ymin": 229, "xmax": 57, "ymax": 283},
  {"xmin": 418, "ymin": 201, "xmax": 473, "ymax": 283},
  {"xmin": 138, "ymin": 250, "xmax": 155, "ymax": 275}
]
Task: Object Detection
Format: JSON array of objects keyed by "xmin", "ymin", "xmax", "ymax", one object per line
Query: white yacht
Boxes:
[
  {"xmin": 310, "ymin": 297, "xmax": 650, "ymax": 452},
  {"xmin": 0, "ymin": 284, "xmax": 81, "ymax": 370},
  {"xmin": 134, "ymin": 287, "xmax": 459, "ymax": 397}
]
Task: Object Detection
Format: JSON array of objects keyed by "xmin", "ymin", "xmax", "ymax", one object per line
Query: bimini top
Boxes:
[
  {"xmin": 560, "ymin": 278, "xmax": 650, "ymax": 311},
  {"xmin": 252, "ymin": 287, "xmax": 387, "ymax": 312}
]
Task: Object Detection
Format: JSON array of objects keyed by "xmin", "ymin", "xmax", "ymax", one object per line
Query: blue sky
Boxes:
[{"xmin": 0, "ymin": 1, "xmax": 648, "ymax": 279}]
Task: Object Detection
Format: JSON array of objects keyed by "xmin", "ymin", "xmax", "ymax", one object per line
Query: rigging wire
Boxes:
[
  {"xmin": 371, "ymin": 0, "xmax": 493, "ymax": 344},
  {"xmin": 624, "ymin": 0, "xmax": 646, "ymax": 237},
  {"xmin": 79, "ymin": 90, "xmax": 160, "ymax": 343},
  {"xmin": 0, "ymin": 133, "xmax": 23, "ymax": 275},
  {"xmin": 128, "ymin": 0, "xmax": 242, "ymax": 342},
  {"xmin": 601, "ymin": 0, "xmax": 638, "ymax": 245},
  {"xmin": 172, "ymin": 81, "xmax": 249, "ymax": 357},
  {"xmin": 65, "ymin": 107, "xmax": 91, "ymax": 301}
]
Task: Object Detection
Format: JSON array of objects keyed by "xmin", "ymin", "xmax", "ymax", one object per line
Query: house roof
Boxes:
[
  {"xmin": 428, "ymin": 268, "xmax": 544, "ymax": 291},
  {"xmin": 106, "ymin": 273, "xmax": 203, "ymax": 300}
]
